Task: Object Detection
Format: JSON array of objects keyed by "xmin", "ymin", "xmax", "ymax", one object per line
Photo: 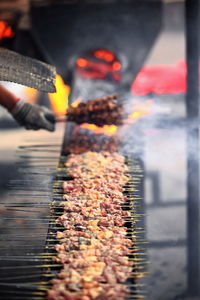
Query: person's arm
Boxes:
[
  {"xmin": 0, "ymin": 84, "xmax": 19, "ymax": 111},
  {"xmin": 0, "ymin": 85, "xmax": 55, "ymax": 131}
]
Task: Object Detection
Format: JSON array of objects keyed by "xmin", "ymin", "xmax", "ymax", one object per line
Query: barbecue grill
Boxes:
[
  {"xmin": 0, "ymin": 0, "xmax": 199, "ymax": 299},
  {"xmin": 0, "ymin": 117, "xmax": 146, "ymax": 300}
]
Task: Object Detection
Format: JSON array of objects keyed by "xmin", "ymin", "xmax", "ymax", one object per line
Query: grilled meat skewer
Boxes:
[{"xmin": 63, "ymin": 94, "xmax": 126, "ymax": 127}]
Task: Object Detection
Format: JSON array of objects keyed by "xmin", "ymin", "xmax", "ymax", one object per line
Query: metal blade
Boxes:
[{"xmin": 0, "ymin": 48, "xmax": 56, "ymax": 93}]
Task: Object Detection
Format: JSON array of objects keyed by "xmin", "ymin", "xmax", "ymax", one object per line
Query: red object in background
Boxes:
[
  {"xmin": 131, "ymin": 60, "xmax": 194, "ymax": 96},
  {"xmin": 76, "ymin": 49, "xmax": 122, "ymax": 81},
  {"xmin": 0, "ymin": 21, "xmax": 14, "ymax": 40}
]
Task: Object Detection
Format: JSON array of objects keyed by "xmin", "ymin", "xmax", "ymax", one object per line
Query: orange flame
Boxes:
[
  {"xmin": 78, "ymin": 99, "xmax": 153, "ymax": 136},
  {"xmin": 71, "ymin": 98, "xmax": 82, "ymax": 108},
  {"xmin": 126, "ymin": 99, "xmax": 153, "ymax": 123},
  {"xmin": 0, "ymin": 21, "xmax": 14, "ymax": 40},
  {"xmin": 80, "ymin": 123, "xmax": 117, "ymax": 136},
  {"xmin": 48, "ymin": 74, "xmax": 70, "ymax": 115}
]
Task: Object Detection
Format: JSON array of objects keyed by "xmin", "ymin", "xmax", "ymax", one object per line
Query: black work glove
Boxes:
[{"xmin": 11, "ymin": 100, "xmax": 55, "ymax": 132}]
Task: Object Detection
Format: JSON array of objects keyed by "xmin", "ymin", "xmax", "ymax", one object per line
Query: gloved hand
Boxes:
[{"xmin": 11, "ymin": 100, "xmax": 55, "ymax": 132}]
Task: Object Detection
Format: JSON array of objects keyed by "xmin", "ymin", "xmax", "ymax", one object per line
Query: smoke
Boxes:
[
  {"xmin": 118, "ymin": 93, "xmax": 199, "ymax": 163},
  {"xmin": 70, "ymin": 77, "xmax": 120, "ymax": 102}
]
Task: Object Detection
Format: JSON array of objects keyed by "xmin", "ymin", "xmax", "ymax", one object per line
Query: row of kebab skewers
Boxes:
[
  {"xmin": 59, "ymin": 94, "xmax": 125, "ymax": 127},
  {"xmin": 47, "ymin": 151, "xmax": 135, "ymax": 300}
]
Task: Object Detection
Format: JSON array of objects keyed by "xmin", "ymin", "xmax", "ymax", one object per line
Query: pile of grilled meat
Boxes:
[
  {"xmin": 47, "ymin": 152, "xmax": 134, "ymax": 300},
  {"xmin": 64, "ymin": 132, "xmax": 119, "ymax": 154}
]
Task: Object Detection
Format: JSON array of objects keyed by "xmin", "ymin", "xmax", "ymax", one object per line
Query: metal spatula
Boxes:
[{"xmin": 0, "ymin": 47, "xmax": 56, "ymax": 93}]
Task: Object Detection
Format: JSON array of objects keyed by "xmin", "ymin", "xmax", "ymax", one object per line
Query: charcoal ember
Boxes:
[
  {"xmin": 67, "ymin": 95, "xmax": 126, "ymax": 127},
  {"xmin": 64, "ymin": 132, "xmax": 120, "ymax": 154}
]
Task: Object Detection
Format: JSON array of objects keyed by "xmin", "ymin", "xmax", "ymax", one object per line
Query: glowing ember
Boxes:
[
  {"xmin": 48, "ymin": 74, "xmax": 70, "ymax": 115},
  {"xmin": 77, "ymin": 59, "xmax": 117, "ymax": 73},
  {"xmin": 94, "ymin": 49, "xmax": 115, "ymax": 62},
  {"xmin": 0, "ymin": 21, "xmax": 14, "ymax": 40},
  {"xmin": 80, "ymin": 123, "xmax": 117, "ymax": 136},
  {"xmin": 76, "ymin": 58, "xmax": 88, "ymax": 68},
  {"xmin": 112, "ymin": 61, "xmax": 121, "ymax": 71},
  {"xmin": 75, "ymin": 48, "xmax": 121, "ymax": 81}
]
